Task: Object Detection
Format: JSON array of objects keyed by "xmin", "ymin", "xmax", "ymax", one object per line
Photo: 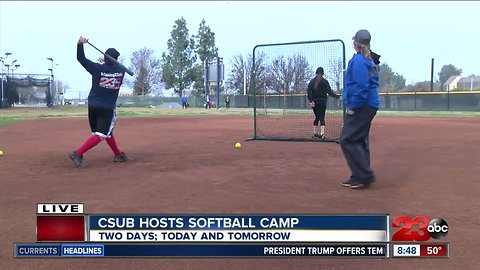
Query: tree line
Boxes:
[
  {"xmin": 128, "ymin": 17, "xmax": 322, "ymax": 97},
  {"xmin": 128, "ymin": 17, "xmax": 218, "ymax": 97},
  {"xmin": 128, "ymin": 17, "xmax": 477, "ymax": 97},
  {"xmin": 378, "ymin": 63, "xmax": 475, "ymax": 92}
]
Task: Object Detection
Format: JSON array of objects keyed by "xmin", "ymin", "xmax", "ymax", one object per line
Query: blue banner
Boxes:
[
  {"xmin": 88, "ymin": 215, "xmax": 388, "ymax": 230},
  {"xmin": 103, "ymin": 244, "xmax": 387, "ymax": 257},
  {"xmin": 15, "ymin": 243, "xmax": 388, "ymax": 257}
]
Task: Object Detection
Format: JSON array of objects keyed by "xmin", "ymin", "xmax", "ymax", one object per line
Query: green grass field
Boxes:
[
  {"xmin": 0, "ymin": 105, "xmax": 479, "ymax": 126},
  {"xmin": 0, "ymin": 106, "xmax": 253, "ymax": 126}
]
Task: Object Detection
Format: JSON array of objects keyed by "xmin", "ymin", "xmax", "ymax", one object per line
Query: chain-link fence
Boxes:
[
  {"xmin": 117, "ymin": 91, "xmax": 480, "ymax": 111},
  {"xmin": 8, "ymin": 90, "xmax": 476, "ymax": 112},
  {"xmin": 380, "ymin": 91, "xmax": 480, "ymax": 111},
  {"xmin": 116, "ymin": 95, "xmax": 238, "ymax": 108}
]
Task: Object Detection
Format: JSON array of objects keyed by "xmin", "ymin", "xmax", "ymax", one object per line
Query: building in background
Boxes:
[{"xmin": 443, "ymin": 76, "xmax": 480, "ymax": 91}]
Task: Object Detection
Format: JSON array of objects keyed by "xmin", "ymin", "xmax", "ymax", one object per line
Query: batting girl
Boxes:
[
  {"xmin": 307, "ymin": 67, "xmax": 340, "ymax": 139},
  {"xmin": 340, "ymin": 29, "xmax": 380, "ymax": 189},
  {"xmin": 69, "ymin": 36, "xmax": 132, "ymax": 167}
]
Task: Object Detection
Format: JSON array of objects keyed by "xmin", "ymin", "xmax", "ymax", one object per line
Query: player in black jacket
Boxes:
[
  {"xmin": 307, "ymin": 67, "xmax": 340, "ymax": 139},
  {"xmin": 69, "ymin": 36, "xmax": 132, "ymax": 167}
]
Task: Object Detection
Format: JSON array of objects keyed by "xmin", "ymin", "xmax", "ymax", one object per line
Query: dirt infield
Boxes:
[{"xmin": 1, "ymin": 115, "xmax": 479, "ymax": 270}]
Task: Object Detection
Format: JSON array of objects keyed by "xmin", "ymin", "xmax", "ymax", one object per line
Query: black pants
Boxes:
[
  {"xmin": 340, "ymin": 106, "xmax": 377, "ymax": 184},
  {"xmin": 312, "ymin": 101, "xmax": 327, "ymax": 126},
  {"xmin": 88, "ymin": 106, "xmax": 116, "ymax": 138}
]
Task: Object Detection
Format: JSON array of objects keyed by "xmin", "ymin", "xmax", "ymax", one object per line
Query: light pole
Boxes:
[
  {"xmin": 0, "ymin": 52, "xmax": 12, "ymax": 108},
  {"xmin": 243, "ymin": 64, "xmax": 247, "ymax": 96},
  {"xmin": 11, "ymin": 64, "xmax": 20, "ymax": 76},
  {"xmin": 4, "ymin": 60, "xmax": 17, "ymax": 81},
  {"xmin": 11, "ymin": 64, "xmax": 20, "ymax": 103},
  {"xmin": 48, "ymin": 68, "xmax": 53, "ymax": 107},
  {"xmin": 4, "ymin": 64, "xmax": 10, "ymax": 75},
  {"xmin": 47, "ymin": 57, "xmax": 54, "ymax": 107},
  {"xmin": 5, "ymin": 60, "xmax": 17, "ymax": 76},
  {"xmin": 55, "ymin": 63, "xmax": 61, "ymax": 104}
]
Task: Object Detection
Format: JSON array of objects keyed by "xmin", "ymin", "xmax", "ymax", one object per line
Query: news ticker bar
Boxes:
[
  {"xmin": 36, "ymin": 214, "xmax": 390, "ymax": 242},
  {"xmin": 15, "ymin": 243, "xmax": 450, "ymax": 258},
  {"xmin": 15, "ymin": 243, "xmax": 389, "ymax": 258}
]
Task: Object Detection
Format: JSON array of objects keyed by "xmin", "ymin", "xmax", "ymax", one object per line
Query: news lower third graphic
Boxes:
[{"xmin": 13, "ymin": 204, "xmax": 450, "ymax": 258}]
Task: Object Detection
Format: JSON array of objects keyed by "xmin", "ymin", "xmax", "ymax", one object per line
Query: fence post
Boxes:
[
  {"xmin": 447, "ymin": 91, "xmax": 450, "ymax": 111},
  {"xmin": 414, "ymin": 92, "xmax": 417, "ymax": 110}
]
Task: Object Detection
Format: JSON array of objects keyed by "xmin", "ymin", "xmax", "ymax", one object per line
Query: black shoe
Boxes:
[
  {"xmin": 341, "ymin": 180, "xmax": 352, "ymax": 187},
  {"xmin": 312, "ymin": 133, "xmax": 319, "ymax": 138},
  {"xmin": 69, "ymin": 151, "xmax": 84, "ymax": 168},
  {"xmin": 349, "ymin": 182, "xmax": 371, "ymax": 189},
  {"xmin": 113, "ymin": 152, "xmax": 133, "ymax": 163}
]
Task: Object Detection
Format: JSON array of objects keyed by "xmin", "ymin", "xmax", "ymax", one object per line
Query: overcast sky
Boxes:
[{"xmin": 1, "ymin": 1, "xmax": 479, "ymax": 98}]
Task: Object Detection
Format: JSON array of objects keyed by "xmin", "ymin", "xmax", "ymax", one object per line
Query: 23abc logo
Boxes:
[{"xmin": 392, "ymin": 216, "xmax": 449, "ymax": 241}]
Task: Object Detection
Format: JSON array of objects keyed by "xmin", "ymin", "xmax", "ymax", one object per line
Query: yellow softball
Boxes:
[{"xmin": 235, "ymin": 143, "xmax": 241, "ymax": 149}]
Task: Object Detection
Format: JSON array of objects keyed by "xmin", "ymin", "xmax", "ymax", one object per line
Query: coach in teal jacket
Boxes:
[{"xmin": 340, "ymin": 29, "xmax": 380, "ymax": 190}]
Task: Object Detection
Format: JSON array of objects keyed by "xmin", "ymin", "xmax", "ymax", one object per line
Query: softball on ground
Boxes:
[
  {"xmin": 234, "ymin": 143, "xmax": 241, "ymax": 149},
  {"xmin": 0, "ymin": 150, "xmax": 3, "ymax": 156}
]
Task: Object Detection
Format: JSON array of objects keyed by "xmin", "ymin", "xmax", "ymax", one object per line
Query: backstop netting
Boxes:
[
  {"xmin": 7, "ymin": 76, "xmax": 51, "ymax": 107},
  {"xmin": 251, "ymin": 39, "xmax": 345, "ymax": 142}
]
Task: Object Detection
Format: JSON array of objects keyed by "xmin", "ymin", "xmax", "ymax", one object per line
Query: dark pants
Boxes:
[
  {"xmin": 312, "ymin": 101, "xmax": 327, "ymax": 126},
  {"xmin": 88, "ymin": 106, "xmax": 116, "ymax": 137},
  {"xmin": 340, "ymin": 106, "xmax": 377, "ymax": 184}
]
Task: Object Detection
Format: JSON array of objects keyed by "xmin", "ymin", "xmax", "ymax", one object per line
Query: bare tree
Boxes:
[
  {"xmin": 225, "ymin": 54, "xmax": 246, "ymax": 95},
  {"xmin": 129, "ymin": 47, "xmax": 162, "ymax": 96},
  {"xmin": 267, "ymin": 54, "xmax": 311, "ymax": 94},
  {"xmin": 225, "ymin": 53, "xmax": 267, "ymax": 95},
  {"xmin": 327, "ymin": 58, "xmax": 344, "ymax": 92},
  {"xmin": 254, "ymin": 54, "xmax": 269, "ymax": 95},
  {"xmin": 268, "ymin": 56, "xmax": 292, "ymax": 93},
  {"xmin": 291, "ymin": 55, "xmax": 311, "ymax": 93}
]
